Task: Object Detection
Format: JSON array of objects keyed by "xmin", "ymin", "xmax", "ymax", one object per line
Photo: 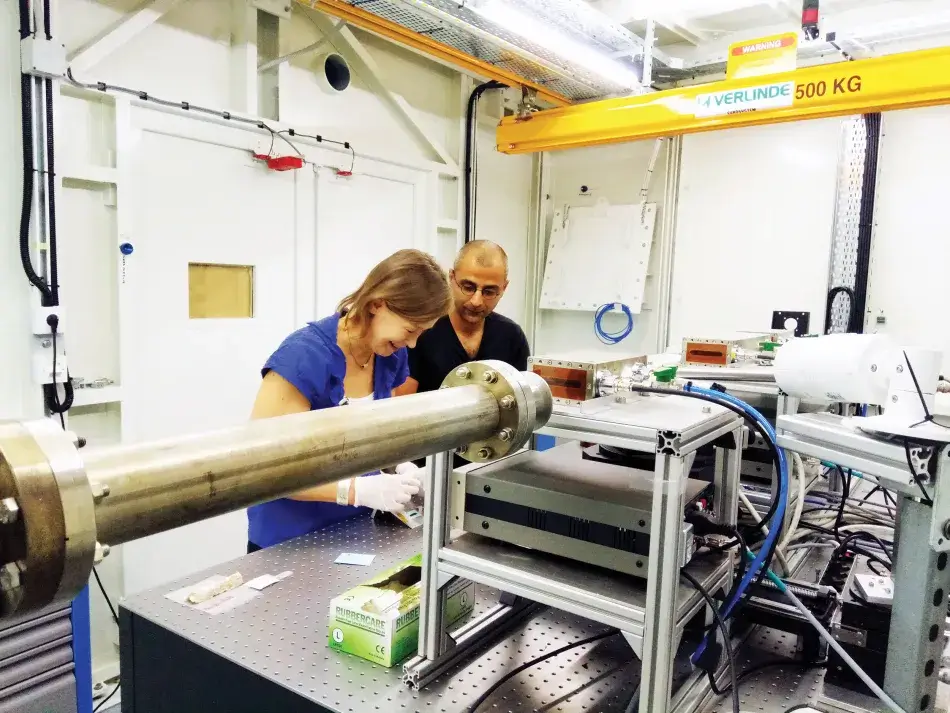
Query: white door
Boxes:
[
  {"xmin": 314, "ymin": 167, "xmax": 422, "ymax": 314},
  {"xmin": 121, "ymin": 128, "xmax": 298, "ymax": 593}
]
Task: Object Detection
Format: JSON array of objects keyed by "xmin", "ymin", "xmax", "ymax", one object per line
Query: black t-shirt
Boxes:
[{"xmin": 409, "ymin": 313, "xmax": 531, "ymax": 394}]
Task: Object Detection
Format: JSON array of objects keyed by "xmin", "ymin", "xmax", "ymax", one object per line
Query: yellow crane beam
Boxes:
[
  {"xmin": 496, "ymin": 46, "xmax": 950, "ymax": 153},
  {"xmin": 305, "ymin": 0, "xmax": 572, "ymax": 107}
]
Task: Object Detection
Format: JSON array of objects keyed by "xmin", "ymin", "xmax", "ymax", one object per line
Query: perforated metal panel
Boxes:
[
  {"xmin": 705, "ymin": 628, "xmax": 827, "ymax": 713},
  {"xmin": 826, "ymin": 116, "xmax": 867, "ymax": 333},
  {"xmin": 122, "ymin": 520, "xmax": 645, "ymax": 712},
  {"xmin": 336, "ymin": 0, "xmax": 645, "ymax": 101}
]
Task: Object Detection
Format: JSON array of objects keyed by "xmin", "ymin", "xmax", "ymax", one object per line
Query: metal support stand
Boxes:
[
  {"xmin": 405, "ymin": 450, "xmax": 540, "ymax": 689},
  {"xmin": 779, "ymin": 413, "xmax": 950, "ymax": 713},
  {"xmin": 639, "ymin": 449, "xmax": 687, "ymax": 713},
  {"xmin": 417, "ymin": 452, "xmax": 451, "ymax": 661},
  {"xmin": 884, "ymin": 495, "xmax": 950, "ymax": 713},
  {"xmin": 409, "ymin": 397, "xmax": 742, "ymax": 713}
]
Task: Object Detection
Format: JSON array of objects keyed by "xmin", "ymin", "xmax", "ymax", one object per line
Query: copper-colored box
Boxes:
[{"xmin": 528, "ymin": 353, "xmax": 647, "ymax": 405}]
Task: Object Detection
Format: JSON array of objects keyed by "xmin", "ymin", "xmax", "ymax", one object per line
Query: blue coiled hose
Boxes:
[{"xmin": 594, "ymin": 303, "xmax": 634, "ymax": 345}]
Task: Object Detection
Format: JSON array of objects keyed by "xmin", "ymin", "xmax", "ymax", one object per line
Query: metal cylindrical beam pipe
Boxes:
[
  {"xmin": 0, "ymin": 361, "xmax": 551, "ymax": 618},
  {"xmin": 86, "ymin": 385, "xmax": 497, "ymax": 546}
]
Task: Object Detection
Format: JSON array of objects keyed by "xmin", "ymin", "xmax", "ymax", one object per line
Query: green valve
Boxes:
[
  {"xmin": 653, "ymin": 365, "xmax": 678, "ymax": 383},
  {"xmin": 759, "ymin": 341, "xmax": 778, "ymax": 352}
]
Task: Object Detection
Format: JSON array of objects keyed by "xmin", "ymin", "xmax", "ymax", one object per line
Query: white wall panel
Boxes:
[
  {"xmin": 534, "ymin": 139, "xmax": 670, "ymax": 357},
  {"xmin": 0, "ymin": 1, "xmax": 40, "ymax": 420},
  {"xmin": 315, "ymin": 168, "xmax": 419, "ymax": 316},
  {"xmin": 473, "ymin": 124, "xmax": 533, "ymax": 326},
  {"xmin": 57, "ymin": 184, "xmax": 119, "ymax": 387},
  {"xmin": 669, "ymin": 119, "xmax": 842, "ymax": 347},
  {"xmin": 64, "ymin": 0, "xmax": 233, "ymax": 108},
  {"xmin": 866, "ymin": 106, "xmax": 950, "ymax": 374},
  {"xmin": 119, "ymin": 129, "xmax": 297, "ymax": 595}
]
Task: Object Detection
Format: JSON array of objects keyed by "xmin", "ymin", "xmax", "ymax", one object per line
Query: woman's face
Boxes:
[{"xmin": 368, "ymin": 302, "xmax": 435, "ymax": 356}]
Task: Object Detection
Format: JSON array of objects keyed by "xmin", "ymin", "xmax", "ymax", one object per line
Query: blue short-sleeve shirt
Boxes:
[{"xmin": 247, "ymin": 313, "xmax": 409, "ymax": 548}]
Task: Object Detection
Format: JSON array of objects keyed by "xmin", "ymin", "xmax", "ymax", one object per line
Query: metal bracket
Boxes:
[
  {"xmin": 657, "ymin": 430, "xmax": 683, "ymax": 456},
  {"xmin": 832, "ymin": 624, "xmax": 868, "ymax": 647},
  {"xmin": 621, "ymin": 630, "xmax": 643, "ymax": 658}
]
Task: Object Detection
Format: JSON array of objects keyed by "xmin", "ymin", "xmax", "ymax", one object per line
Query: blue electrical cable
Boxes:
[
  {"xmin": 594, "ymin": 303, "xmax": 633, "ymax": 345},
  {"xmin": 684, "ymin": 384, "xmax": 788, "ymax": 661}
]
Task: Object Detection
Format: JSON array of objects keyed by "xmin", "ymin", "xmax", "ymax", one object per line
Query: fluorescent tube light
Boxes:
[{"xmin": 468, "ymin": 0, "xmax": 643, "ymax": 89}]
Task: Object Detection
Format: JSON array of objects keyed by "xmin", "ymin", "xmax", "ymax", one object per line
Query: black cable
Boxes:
[
  {"xmin": 19, "ymin": 72, "xmax": 53, "ymax": 303},
  {"xmin": 44, "ymin": 319, "xmax": 74, "ymax": 418},
  {"xmin": 837, "ymin": 531, "xmax": 892, "ymax": 562},
  {"xmin": 859, "ymin": 485, "xmax": 881, "ymax": 503},
  {"xmin": 833, "ymin": 466, "xmax": 851, "ymax": 540},
  {"xmin": 93, "ymin": 568, "xmax": 119, "ymax": 625},
  {"xmin": 45, "ymin": 77, "xmax": 59, "ymax": 305},
  {"xmin": 680, "ymin": 570, "xmax": 740, "ymax": 713},
  {"xmin": 93, "ymin": 683, "xmax": 119, "ymax": 712},
  {"xmin": 18, "ymin": 0, "xmax": 31, "ymax": 37},
  {"xmin": 50, "ymin": 330, "xmax": 64, "ymax": 429},
  {"xmin": 64, "ymin": 69, "xmax": 354, "ymax": 168},
  {"xmin": 463, "ymin": 80, "xmax": 504, "ymax": 244},
  {"xmin": 852, "ymin": 113, "xmax": 881, "ymax": 331},
  {"xmin": 42, "ymin": 0, "xmax": 51, "ymax": 39},
  {"xmin": 710, "ymin": 657, "xmax": 827, "ymax": 698},
  {"xmin": 464, "ymin": 629, "xmax": 618, "ymax": 713},
  {"xmin": 824, "ymin": 285, "xmax": 856, "ymax": 333}
]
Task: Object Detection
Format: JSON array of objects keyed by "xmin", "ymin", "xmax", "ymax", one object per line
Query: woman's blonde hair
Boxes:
[{"xmin": 337, "ymin": 249, "xmax": 452, "ymax": 329}]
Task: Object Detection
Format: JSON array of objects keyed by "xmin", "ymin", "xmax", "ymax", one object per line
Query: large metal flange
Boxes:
[
  {"xmin": 442, "ymin": 360, "xmax": 553, "ymax": 464},
  {"xmin": 0, "ymin": 420, "xmax": 96, "ymax": 618}
]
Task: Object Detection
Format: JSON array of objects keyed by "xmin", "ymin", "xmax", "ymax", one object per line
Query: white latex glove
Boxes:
[
  {"xmin": 394, "ymin": 462, "xmax": 427, "ymax": 496},
  {"xmin": 354, "ymin": 471, "xmax": 421, "ymax": 512}
]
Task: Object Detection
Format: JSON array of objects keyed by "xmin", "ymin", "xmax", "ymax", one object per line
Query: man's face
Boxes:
[{"xmin": 450, "ymin": 259, "xmax": 508, "ymax": 324}]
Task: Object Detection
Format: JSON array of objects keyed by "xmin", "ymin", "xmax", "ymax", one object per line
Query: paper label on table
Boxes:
[
  {"xmin": 335, "ymin": 552, "xmax": 376, "ymax": 566},
  {"xmin": 245, "ymin": 574, "xmax": 281, "ymax": 591},
  {"xmin": 245, "ymin": 572, "xmax": 292, "ymax": 590},
  {"xmin": 165, "ymin": 575, "xmax": 260, "ymax": 615}
]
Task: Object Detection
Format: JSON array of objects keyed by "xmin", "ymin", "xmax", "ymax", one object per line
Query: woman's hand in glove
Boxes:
[{"xmin": 354, "ymin": 470, "xmax": 422, "ymax": 512}]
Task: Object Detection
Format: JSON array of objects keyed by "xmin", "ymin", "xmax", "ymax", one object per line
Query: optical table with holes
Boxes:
[{"xmin": 118, "ymin": 518, "xmax": 824, "ymax": 713}]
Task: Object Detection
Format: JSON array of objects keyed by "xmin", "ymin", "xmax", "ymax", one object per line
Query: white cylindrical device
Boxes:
[{"xmin": 773, "ymin": 334, "xmax": 895, "ymax": 404}]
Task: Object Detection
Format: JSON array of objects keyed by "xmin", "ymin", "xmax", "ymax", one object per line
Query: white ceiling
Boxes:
[{"xmin": 588, "ymin": 0, "xmax": 950, "ymax": 69}]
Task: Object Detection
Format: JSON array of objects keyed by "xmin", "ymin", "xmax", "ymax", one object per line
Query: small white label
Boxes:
[
  {"xmin": 335, "ymin": 552, "xmax": 376, "ymax": 566},
  {"xmin": 246, "ymin": 574, "xmax": 281, "ymax": 591},
  {"xmin": 332, "ymin": 628, "xmax": 344, "ymax": 643},
  {"xmin": 695, "ymin": 81, "xmax": 794, "ymax": 117}
]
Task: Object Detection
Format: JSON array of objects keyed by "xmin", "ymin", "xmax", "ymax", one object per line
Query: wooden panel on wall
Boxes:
[{"xmin": 188, "ymin": 263, "xmax": 254, "ymax": 319}]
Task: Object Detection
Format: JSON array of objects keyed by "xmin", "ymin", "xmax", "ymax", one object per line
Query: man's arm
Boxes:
[
  {"xmin": 394, "ymin": 377, "xmax": 419, "ymax": 396},
  {"xmin": 251, "ymin": 371, "xmax": 354, "ymax": 504},
  {"xmin": 396, "ymin": 344, "xmax": 425, "ymax": 396}
]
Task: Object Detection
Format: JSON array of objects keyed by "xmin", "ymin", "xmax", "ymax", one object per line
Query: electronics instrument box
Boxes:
[
  {"xmin": 456, "ymin": 443, "xmax": 708, "ymax": 576},
  {"xmin": 327, "ymin": 554, "xmax": 474, "ymax": 667},
  {"xmin": 528, "ymin": 352, "xmax": 647, "ymax": 404}
]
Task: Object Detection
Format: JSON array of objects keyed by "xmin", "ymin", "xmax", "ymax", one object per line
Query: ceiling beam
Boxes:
[
  {"xmin": 659, "ymin": 16, "xmax": 707, "ymax": 45},
  {"xmin": 304, "ymin": 8, "xmax": 459, "ymax": 171},
  {"xmin": 306, "ymin": 0, "xmax": 572, "ymax": 106},
  {"xmin": 68, "ymin": 0, "xmax": 186, "ymax": 73}
]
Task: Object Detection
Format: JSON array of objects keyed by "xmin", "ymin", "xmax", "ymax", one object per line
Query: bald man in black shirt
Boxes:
[{"xmin": 396, "ymin": 240, "xmax": 530, "ymax": 398}]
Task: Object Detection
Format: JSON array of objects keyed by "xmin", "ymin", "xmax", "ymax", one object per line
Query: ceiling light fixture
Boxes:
[{"xmin": 467, "ymin": 0, "xmax": 644, "ymax": 89}]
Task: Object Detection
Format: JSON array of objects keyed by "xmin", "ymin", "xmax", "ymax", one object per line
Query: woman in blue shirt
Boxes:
[{"xmin": 246, "ymin": 249, "xmax": 453, "ymax": 552}]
